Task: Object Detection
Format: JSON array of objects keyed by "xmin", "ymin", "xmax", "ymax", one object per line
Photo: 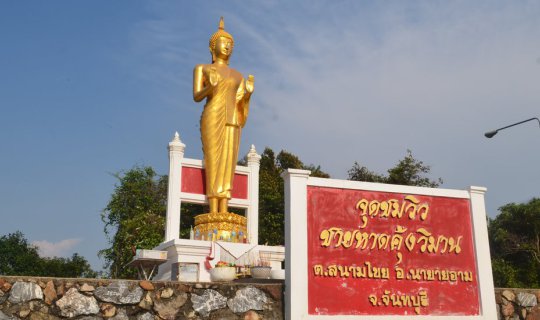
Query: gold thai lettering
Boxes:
[
  {"xmin": 319, "ymin": 227, "xmax": 344, "ymax": 247},
  {"xmin": 389, "ymin": 199, "xmax": 403, "ymax": 218},
  {"xmin": 368, "ymin": 294, "xmax": 377, "ymax": 306},
  {"xmin": 369, "ymin": 290, "xmax": 429, "ymax": 315},
  {"xmin": 377, "ymin": 233, "xmax": 390, "ymax": 250},
  {"xmin": 341, "ymin": 230, "xmax": 359, "ymax": 248},
  {"xmin": 416, "ymin": 228, "xmax": 431, "ymax": 253},
  {"xmin": 319, "ymin": 227, "xmax": 464, "ymax": 255},
  {"xmin": 319, "ymin": 229, "xmax": 332, "ymax": 247},
  {"xmin": 380, "ymin": 267, "xmax": 390, "ymax": 279},
  {"xmin": 405, "ymin": 233, "xmax": 416, "ymax": 251},
  {"xmin": 395, "ymin": 252, "xmax": 404, "ymax": 279},
  {"xmin": 428, "ymin": 235, "xmax": 447, "ymax": 253},
  {"xmin": 407, "ymin": 268, "xmax": 474, "ymax": 283},
  {"xmin": 390, "ymin": 226, "xmax": 407, "ymax": 250},
  {"xmin": 395, "ymin": 252, "xmax": 403, "ymax": 265},
  {"xmin": 356, "ymin": 195, "xmax": 430, "ymax": 228},
  {"xmin": 338, "ymin": 265, "xmax": 350, "ymax": 277},
  {"xmin": 312, "ymin": 262, "xmax": 390, "ymax": 280},
  {"xmin": 395, "ymin": 267, "xmax": 404, "ymax": 279},
  {"xmin": 313, "ymin": 264, "xmax": 323, "ymax": 276},
  {"xmin": 328, "ymin": 265, "xmax": 338, "ymax": 277},
  {"xmin": 409, "ymin": 268, "xmax": 422, "ymax": 281},
  {"xmin": 458, "ymin": 270, "xmax": 474, "ymax": 282},
  {"xmin": 379, "ymin": 201, "xmax": 390, "ymax": 218},
  {"xmin": 368, "ymin": 233, "xmax": 379, "ymax": 249},
  {"xmin": 356, "ymin": 199, "xmax": 369, "ymax": 228},
  {"xmin": 355, "ymin": 231, "xmax": 369, "ymax": 249},
  {"xmin": 448, "ymin": 236, "xmax": 463, "ymax": 254}
]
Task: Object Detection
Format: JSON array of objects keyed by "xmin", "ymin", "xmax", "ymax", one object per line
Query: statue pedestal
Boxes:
[
  {"xmin": 156, "ymin": 135, "xmax": 271, "ymax": 282},
  {"xmin": 153, "ymin": 239, "xmax": 285, "ymax": 282},
  {"xmin": 193, "ymin": 212, "xmax": 248, "ymax": 242}
]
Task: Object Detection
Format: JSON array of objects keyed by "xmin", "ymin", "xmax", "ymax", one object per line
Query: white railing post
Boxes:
[
  {"xmin": 282, "ymin": 168, "xmax": 311, "ymax": 320},
  {"xmin": 165, "ymin": 132, "xmax": 185, "ymax": 242},
  {"xmin": 246, "ymin": 145, "xmax": 261, "ymax": 245}
]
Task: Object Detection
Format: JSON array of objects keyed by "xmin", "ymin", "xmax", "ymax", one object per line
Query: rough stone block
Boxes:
[
  {"xmin": 8, "ymin": 282, "xmax": 43, "ymax": 304},
  {"xmin": 138, "ymin": 281, "xmax": 154, "ymax": 291},
  {"xmin": 153, "ymin": 292, "xmax": 188, "ymax": 320},
  {"xmin": 94, "ymin": 281, "xmax": 143, "ymax": 305},
  {"xmin": 501, "ymin": 302, "xmax": 515, "ymax": 317},
  {"xmin": 502, "ymin": 290, "xmax": 516, "ymax": 303},
  {"xmin": 191, "ymin": 289, "xmax": 227, "ymax": 317},
  {"xmin": 517, "ymin": 292, "xmax": 538, "ymax": 307},
  {"xmin": 43, "ymin": 281, "xmax": 57, "ymax": 305},
  {"xmin": 227, "ymin": 286, "xmax": 267, "ymax": 314},
  {"xmin": 526, "ymin": 306, "xmax": 540, "ymax": 320},
  {"xmin": 56, "ymin": 288, "xmax": 99, "ymax": 318}
]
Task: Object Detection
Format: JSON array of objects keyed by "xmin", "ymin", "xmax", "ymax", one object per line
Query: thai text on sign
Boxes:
[{"xmin": 307, "ymin": 187, "xmax": 480, "ymax": 316}]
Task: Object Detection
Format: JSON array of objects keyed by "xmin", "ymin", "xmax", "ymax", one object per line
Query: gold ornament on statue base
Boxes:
[
  {"xmin": 192, "ymin": 17, "xmax": 254, "ymax": 243},
  {"xmin": 194, "ymin": 213, "xmax": 248, "ymax": 243}
]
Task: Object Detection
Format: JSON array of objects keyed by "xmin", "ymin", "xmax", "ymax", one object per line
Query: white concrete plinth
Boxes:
[{"xmin": 154, "ymin": 239, "xmax": 285, "ymax": 282}]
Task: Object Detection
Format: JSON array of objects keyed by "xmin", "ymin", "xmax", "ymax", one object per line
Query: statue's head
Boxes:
[{"xmin": 209, "ymin": 17, "xmax": 234, "ymax": 63}]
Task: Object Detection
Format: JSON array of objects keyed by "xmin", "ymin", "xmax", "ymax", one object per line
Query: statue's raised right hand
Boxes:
[{"xmin": 208, "ymin": 67, "xmax": 219, "ymax": 87}]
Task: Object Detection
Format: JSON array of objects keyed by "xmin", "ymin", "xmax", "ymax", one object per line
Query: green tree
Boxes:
[
  {"xmin": 489, "ymin": 198, "xmax": 540, "ymax": 288},
  {"xmin": 0, "ymin": 231, "xmax": 43, "ymax": 276},
  {"xmin": 348, "ymin": 149, "xmax": 442, "ymax": 187},
  {"xmin": 99, "ymin": 166, "xmax": 168, "ymax": 279},
  {"xmin": 258, "ymin": 148, "xmax": 330, "ymax": 245},
  {"xmin": 347, "ymin": 162, "xmax": 386, "ymax": 183},
  {"xmin": 0, "ymin": 231, "xmax": 96, "ymax": 278},
  {"xmin": 41, "ymin": 253, "xmax": 98, "ymax": 278}
]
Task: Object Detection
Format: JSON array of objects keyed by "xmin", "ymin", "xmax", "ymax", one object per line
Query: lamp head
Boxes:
[{"xmin": 484, "ymin": 130, "xmax": 498, "ymax": 138}]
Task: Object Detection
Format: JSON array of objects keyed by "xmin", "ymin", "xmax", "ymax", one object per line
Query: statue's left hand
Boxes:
[{"xmin": 246, "ymin": 75, "xmax": 255, "ymax": 93}]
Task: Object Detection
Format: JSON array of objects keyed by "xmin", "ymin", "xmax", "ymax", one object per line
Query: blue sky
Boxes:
[{"xmin": 1, "ymin": 1, "xmax": 539, "ymax": 271}]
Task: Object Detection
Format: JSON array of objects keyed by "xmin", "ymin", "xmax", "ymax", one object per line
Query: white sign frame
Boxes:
[{"xmin": 283, "ymin": 169, "xmax": 497, "ymax": 320}]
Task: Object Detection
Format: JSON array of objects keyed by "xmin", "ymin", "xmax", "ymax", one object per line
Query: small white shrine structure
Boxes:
[{"xmin": 153, "ymin": 133, "xmax": 285, "ymax": 282}]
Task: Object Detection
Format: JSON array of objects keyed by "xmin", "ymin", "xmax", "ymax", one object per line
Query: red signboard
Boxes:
[
  {"xmin": 307, "ymin": 186, "xmax": 479, "ymax": 316},
  {"xmin": 181, "ymin": 166, "xmax": 248, "ymax": 200}
]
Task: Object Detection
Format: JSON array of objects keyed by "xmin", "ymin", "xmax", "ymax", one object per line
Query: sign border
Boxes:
[{"xmin": 283, "ymin": 169, "xmax": 497, "ymax": 320}]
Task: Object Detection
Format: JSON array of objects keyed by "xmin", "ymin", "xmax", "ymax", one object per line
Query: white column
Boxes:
[
  {"xmin": 282, "ymin": 168, "xmax": 311, "ymax": 320},
  {"xmin": 165, "ymin": 132, "xmax": 185, "ymax": 242},
  {"xmin": 246, "ymin": 145, "xmax": 261, "ymax": 245},
  {"xmin": 469, "ymin": 186, "xmax": 498, "ymax": 319}
]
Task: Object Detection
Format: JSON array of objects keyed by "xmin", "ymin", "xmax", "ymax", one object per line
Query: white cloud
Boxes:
[{"xmin": 32, "ymin": 238, "xmax": 82, "ymax": 258}]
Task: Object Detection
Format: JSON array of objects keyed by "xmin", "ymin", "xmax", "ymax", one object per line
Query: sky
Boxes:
[{"xmin": 1, "ymin": 1, "xmax": 539, "ymax": 271}]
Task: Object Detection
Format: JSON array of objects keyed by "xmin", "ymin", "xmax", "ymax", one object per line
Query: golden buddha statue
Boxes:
[{"xmin": 192, "ymin": 17, "xmax": 254, "ymax": 242}]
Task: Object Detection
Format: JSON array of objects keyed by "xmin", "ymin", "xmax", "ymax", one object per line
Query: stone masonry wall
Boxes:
[
  {"xmin": 495, "ymin": 288, "xmax": 540, "ymax": 320},
  {"xmin": 1, "ymin": 276, "xmax": 539, "ymax": 319},
  {"xmin": 0, "ymin": 276, "xmax": 283, "ymax": 320}
]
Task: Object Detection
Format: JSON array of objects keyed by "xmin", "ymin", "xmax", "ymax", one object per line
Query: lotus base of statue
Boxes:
[{"xmin": 194, "ymin": 212, "xmax": 248, "ymax": 242}]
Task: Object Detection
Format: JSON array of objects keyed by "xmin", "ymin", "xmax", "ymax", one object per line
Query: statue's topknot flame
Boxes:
[{"xmin": 209, "ymin": 17, "xmax": 234, "ymax": 53}]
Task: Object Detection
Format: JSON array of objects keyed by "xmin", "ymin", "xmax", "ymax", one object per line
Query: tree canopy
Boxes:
[
  {"xmin": 0, "ymin": 231, "xmax": 96, "ymax": 278},
  {"xmin": 489, "ymin": 198, "xmax": 540, "ymax": 288},
  {"xmin": 258, "ymin": 148, "xmax": 330, "ymax": 246},
  {"xmin": 348, "ymin": 149, "xmax": 442, "ymax": 187},
  {"xmin": 99, "ymin": 166, "xmax": 168, "ymax": 279}
]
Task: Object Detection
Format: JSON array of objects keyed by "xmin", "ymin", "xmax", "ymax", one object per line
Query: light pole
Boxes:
[{"xmin": 484, "ymin": 117, "xmax": 540, "ymax": 138}]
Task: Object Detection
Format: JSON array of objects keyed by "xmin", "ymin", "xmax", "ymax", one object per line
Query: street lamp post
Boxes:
[{"xmin": 484, "ymin": 117, "xmax": 540, "ymax": 138}]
